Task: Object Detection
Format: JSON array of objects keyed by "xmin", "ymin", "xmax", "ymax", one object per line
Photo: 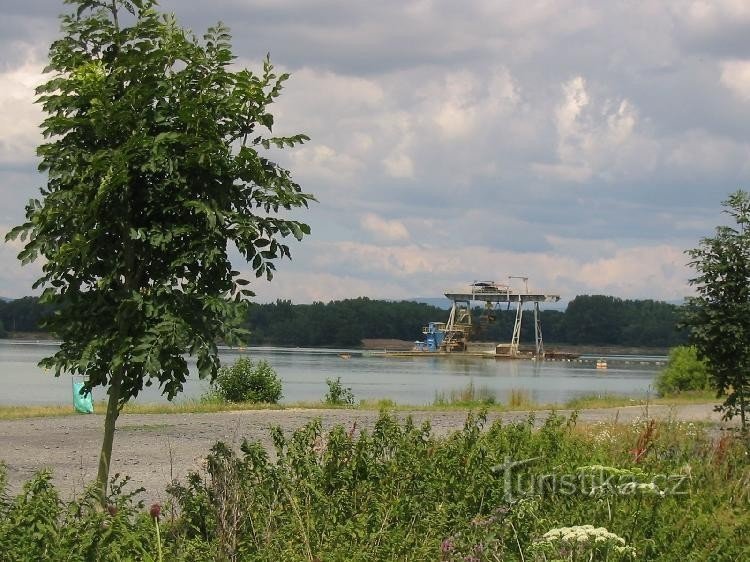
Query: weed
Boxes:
[
  {"xmin": 433, "ymin": 380, "xmax": 496, "ymax": 406},
  {"xmin": 508, "ymin": 388, "xmax": 532, "ymax": 408},
  {"xmin": 324, "ymin": 376, "xmax": 356, "ymax": 406}
]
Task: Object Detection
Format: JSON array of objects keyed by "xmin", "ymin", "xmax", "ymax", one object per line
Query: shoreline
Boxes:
[
  {"xmin": 0, "ymin": 402, "xmax": 732, "ymax": 501},
  {"xmin": 0, "ymin": 390, "xmax": 717, "ymax": 420}
]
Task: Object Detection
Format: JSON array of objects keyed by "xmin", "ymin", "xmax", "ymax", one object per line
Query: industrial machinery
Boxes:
[{"xmin": 415, "ymin": 277, "xmax": 560, "ymax": 357}]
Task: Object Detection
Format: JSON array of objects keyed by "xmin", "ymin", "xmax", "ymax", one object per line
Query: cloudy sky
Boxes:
[{"xmin": 2, "ymin": 0, "xmax": 750, "ymax": 304}]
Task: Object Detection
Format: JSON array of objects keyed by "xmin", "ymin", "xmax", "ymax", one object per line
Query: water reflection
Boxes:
[{"xmin": 0, "ymin": 341, "xmax": 661, "ymax": 406}]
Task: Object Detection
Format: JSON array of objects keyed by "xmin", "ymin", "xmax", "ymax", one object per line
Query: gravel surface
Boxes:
[{"xmin": 0, "ymin": 403, "xmax": 729, "ymax": 503}]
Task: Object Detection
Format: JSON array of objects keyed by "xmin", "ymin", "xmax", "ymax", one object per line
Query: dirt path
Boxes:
[{"xmin": 0, "ymin": 403, "xmax": 730, "ymax": 503}]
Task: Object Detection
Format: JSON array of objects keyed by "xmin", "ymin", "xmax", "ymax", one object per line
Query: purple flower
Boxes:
[{"xmin": 441, "ymin": 538, "xmax": 455, "ymax": 553}]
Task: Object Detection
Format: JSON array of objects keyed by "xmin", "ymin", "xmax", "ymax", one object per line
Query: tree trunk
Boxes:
[{"xmin": 96, "ymin": 369, "xmax": 123, "ymax": 504}]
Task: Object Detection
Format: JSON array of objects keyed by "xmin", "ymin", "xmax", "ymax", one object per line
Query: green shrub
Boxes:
[
  {"xmin": 211, "ymin": 358, "xmax": 282, "ymax": 403},
  {"xmin": 0, "ymin": 470, "xmax": 156, "ymax": 561},
  {"xmin": 324, "ymin": 376, "xmax": 355, "ymax": 406},
  {"xmin": 656, "ymin": 345, "xmax": 712, "ymax": 395}
]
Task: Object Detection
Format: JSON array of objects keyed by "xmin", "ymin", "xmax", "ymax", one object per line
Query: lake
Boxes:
[{"xmin": 0, "ymin": 341, "xmax": 664, "ymax": 406}]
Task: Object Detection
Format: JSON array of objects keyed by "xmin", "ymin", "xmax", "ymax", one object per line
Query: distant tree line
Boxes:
[
  {"xmin": 242, "ymin": 298, "xmax": 440, "ymax": 347},
  {"xmin": 0, "ymin": 297, "xmax": 56, "ymax": 334},
  {"xmin": 474, "ymin": 295, "xmax": 685, "ymax": 347},
  {"xmin": 0, "ymin": 294, "xmax": 687, "ymax": 348}
]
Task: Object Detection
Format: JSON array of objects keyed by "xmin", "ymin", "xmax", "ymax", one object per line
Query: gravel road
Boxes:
[{"xmin": 0, "ymin": 403, "xmax": 729, "ymax": 503}]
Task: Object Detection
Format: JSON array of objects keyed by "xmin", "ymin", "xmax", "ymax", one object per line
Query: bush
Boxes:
[
  {"xmin": 656, "ymin": 345, "xmax": 712, "ymax": 395},
  {"xmin": 212, "ymin": 358, "xmax": 282, "ymax": 403},
  {"xmin": 324, "ymin": 377, "xmax": 355, "ymax": 406}
]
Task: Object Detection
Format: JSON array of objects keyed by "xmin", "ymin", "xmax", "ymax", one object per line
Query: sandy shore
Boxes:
[{"xmin": 0, "ymin": 403, "xmax": 730, "ymax": 503}]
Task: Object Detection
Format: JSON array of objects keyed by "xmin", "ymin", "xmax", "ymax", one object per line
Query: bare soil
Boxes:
[
  {"xmin": 0, "ymin": 404, "xmax": 730, "ymax": 503},
  {"xmin": 360, "ymin": 338, "xmax": 414, "ymax": 350}
]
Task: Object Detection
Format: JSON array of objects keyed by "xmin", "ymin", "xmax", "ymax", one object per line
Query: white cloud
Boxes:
[
  {"xmin": 361, "ymin": 213, "xmax": 410, "ymax": 242},
  {"xmin": 538, "ymin": 76, "xmax": 658, "ymax": 183},
  {"xmin": 556, "ymin": 76, "xmax": 590, "ymax": 140},
  {"xmin": 289, "ymin": 144, "xmax": 363, "ymax": 186},
  {"xmin": 0, "ymin": 55, "xmax": 46, "ymax": 165},
  {"xmin": 719, "ymin": 59, "xmax": 750, "ymax": 101},
  {"xmin": 680, "ymin": 0, "xmax": 750, "ymax": 33},
  {"xmin": 665, "ymin": 129, "xmax": 750, "ymax": 177},
  {"xmin": 382, "ymin": 152, "xmax": 414, "ymax": 179}
]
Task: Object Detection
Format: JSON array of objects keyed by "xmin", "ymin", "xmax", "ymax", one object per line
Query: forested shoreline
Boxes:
[{"xmin": 0, "ymin": 294, "xmax": 686, "ymax": 348}]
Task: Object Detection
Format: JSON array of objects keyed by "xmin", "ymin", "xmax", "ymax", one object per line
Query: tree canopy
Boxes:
[
  {"xmin": 6, "ymin": 0, "xmax": 313, "ymax": 495},
  {"xmin": 683, "ymin": 190, "xmax": 750, "ymax": 430}
]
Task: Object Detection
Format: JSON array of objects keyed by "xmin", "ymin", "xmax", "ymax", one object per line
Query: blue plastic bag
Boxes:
[{"xmin": 72, "ymin": 379, "xmax": 94, "ymax": 414}]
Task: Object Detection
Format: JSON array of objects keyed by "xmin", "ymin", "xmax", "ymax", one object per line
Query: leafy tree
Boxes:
[
  {"xmin": 655, "ymin": 345, "xmax": 711, "ymax": 395},
  {"xmin": 0, "ymin": 319, "xmax": 6, "ymax": 338},
  {"xmin": 6, "ymin": 0, "xmax": 312, "ymax": 499},
  {"xmin": 563, "ymin": 295, "xmax": 624, "ymax": 345},
  {"xmin": 682, "ymin": 190, "xmax": 750, "ymax": 430}
]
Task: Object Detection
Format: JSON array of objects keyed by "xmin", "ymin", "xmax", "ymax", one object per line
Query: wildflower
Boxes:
[
  {"xmin": 441, "ymin": 538, "xmax": 455, "ymax": 553},
  {"xmin": 534, "ymin": 524, "xmax": 635, "ymax": 559},
  {"xmin": 149, "ymin": 503, "xmax": 161, "ymax": 521}
]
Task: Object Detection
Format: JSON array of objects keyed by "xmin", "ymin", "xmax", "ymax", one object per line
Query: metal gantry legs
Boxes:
[
  {"xmin": 534, "ymin": 301, "xmax": 544, "ymax": 358},
  {"xmin": 510, "ymin": 300, "xmax": 523, "ymax": 356}
]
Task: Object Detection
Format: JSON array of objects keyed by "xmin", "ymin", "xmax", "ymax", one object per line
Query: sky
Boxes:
[{"xmin": 2, "ymin": 0, "xmax": 750, "ymax": 304}]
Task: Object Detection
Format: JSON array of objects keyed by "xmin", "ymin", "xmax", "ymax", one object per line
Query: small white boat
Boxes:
[{"xmin": 595, "ymin": 359, "xmax": 608, "ymax": 370}]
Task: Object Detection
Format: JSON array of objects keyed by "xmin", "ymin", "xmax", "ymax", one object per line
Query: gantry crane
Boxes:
[{"xmin": 440, "ymin": 277, "xmax": 560, "ymax": 356}]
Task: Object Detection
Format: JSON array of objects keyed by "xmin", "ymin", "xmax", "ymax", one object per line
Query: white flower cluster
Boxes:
[
  {"xmin": 618, "ymin": 481, "xmax": 665, "ymax": 497},
  {"xmin": 542, "ymin": 524, "xmax": 624, "ymax": 544},
  {"xmin": 588, "ymin": 480, "xmax": 665, "ymax": 497},
  {"xmin": 576, "ymin": 464, "xmax": 646, "ymax": 478},
  {"xmin": 590, "ymin": 421, "xmax": 618, "ymax": 445},
  {"xmin": 537, "ymin": 525, "xmax": 636, "ymax": 557},
  {"xmin": 593, "ymin": 428, "xmax": 616, "ymax": 445}
]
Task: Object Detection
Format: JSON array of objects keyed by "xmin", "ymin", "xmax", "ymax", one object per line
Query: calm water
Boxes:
[{"xmin": 0, "ymin": 341, "xmax": 664, "ymax": 406}]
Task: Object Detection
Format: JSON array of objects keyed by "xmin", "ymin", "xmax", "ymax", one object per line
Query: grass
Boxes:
[
  {"xmin": 0, "ymin": 388, "xmax": 721, "ymax": 420},
  {"xmin": 433, "ymin": 380, "xmax": 497, "ymax": 406},
  {"xmin": 564, "ymin": 389, "xmax": 717, "ymax": 409},
  {"xmin": 0, "ymin": 404, "xmax": 80, "ymax": 420}
]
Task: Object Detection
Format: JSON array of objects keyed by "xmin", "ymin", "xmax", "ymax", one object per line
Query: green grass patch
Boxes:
[
  {"xmin": 0, "ymin": 403, "xmax": 82, "ymax": 420},
  {"xmin": 0, "ymin": 390, "xmax": 721, "ymax": 420}
]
